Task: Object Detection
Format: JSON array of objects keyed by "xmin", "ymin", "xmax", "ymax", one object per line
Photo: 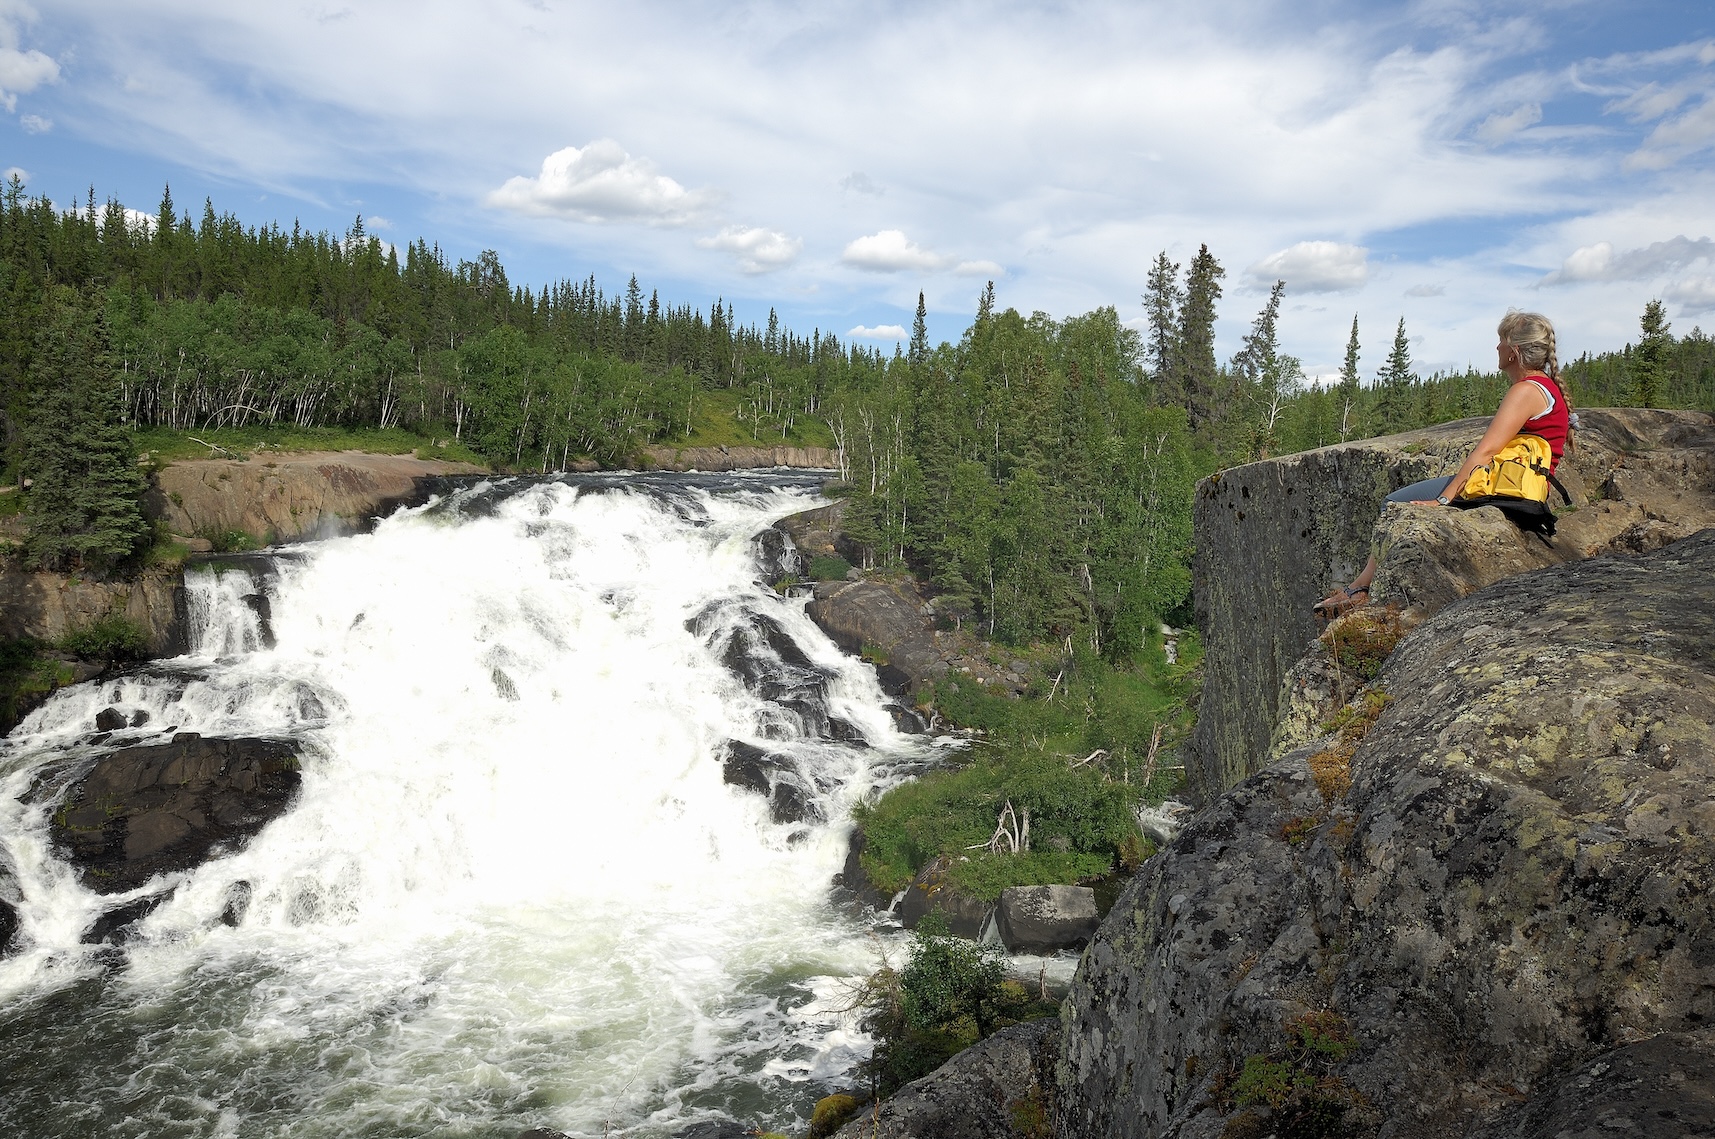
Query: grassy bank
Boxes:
[
  {"xmin": 857, "ymin": 635, "xmax": 1201, "ymax": 901},
  {"xmin": 131, "ymin": 424, "xmax": 488, "ymax": 466}
]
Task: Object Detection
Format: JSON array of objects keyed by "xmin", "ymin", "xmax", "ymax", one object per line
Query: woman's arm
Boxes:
[{"xmin": 1412, "ymin": 381, "xmax": 1549, "ymax": 504}]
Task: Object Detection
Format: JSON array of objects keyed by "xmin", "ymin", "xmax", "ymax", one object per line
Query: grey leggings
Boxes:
[{"xmin": 1385, "ymin": 476, "xmax": 1456, "ymax": 505}]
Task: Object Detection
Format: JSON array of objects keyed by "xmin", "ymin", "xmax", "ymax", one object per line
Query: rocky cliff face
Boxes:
[
  {"xmin": 145, "ymin": 450, "xmax": 482, "ymax": 545},
  {"xmin": 1056, "ymin": 530, "xmax": 1715, "ymax": 1139},
  {"xmin": 639, "ymin": 444, "xmax": 839, "ymax": 472},
  {"xmin": 1188, "ymin": 408, "xmax": 1715, "ymax": 806}
]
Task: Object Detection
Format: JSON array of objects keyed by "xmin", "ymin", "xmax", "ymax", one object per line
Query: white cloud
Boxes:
[
  {"xmin": 847, "ymin": 324, "xmax": 908, "ymax": 340},
  {"xmin": 842, "ymin": 229, "xmax": 946, "ymax": 273},
  {"xmin": 0, "ymin": 6, "xmax": 58, "ymax": 114},
  {"xmin": 1665, "ymin": 276, "xmax": 1715, "ymax": 316},
  {"xmin": 487, "ymin": 140, "xmax": 711, "ymax": 225},
  {"xmin": 18, "ymin": 111, "xmax": 48, "ymax": 132},
  {"xmin": 695, "ymin": 225, "xmax": 802, "ymax": 274},
  {"xmin": 1475, "ymin": 103, "xmax": 1542, "ymax": 144},
  {"xmin": 839, "ymin": 230, "xmax": 1000, "ymax": 276},
  {"xmin": 123, "ymin": 206, "xmax": 155, "ymax": 232},
  {"xmin": 366, "ymin": 214, "xmax": 393, "ymax": 230},
  {"xmin": 1405, "ymin": 283, "xmax": 1445, "ymax": 297},
  {"xmin": 1543, "ymin": 235, "xmax": 1715, "ymax": 283},
  {"xmin": 1627, "ymin": 96, "xmax": 1715, "ymax": 169},
  {"xmin": 2, "ymin": 165, "xmax": 26, "ymax": 185},
  {"xmin": 1247, "ymin": 242, "xmax": 1368, "ymax": 293}
]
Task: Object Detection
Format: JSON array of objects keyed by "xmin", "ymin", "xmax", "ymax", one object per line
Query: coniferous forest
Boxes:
[{"xmin": 3, "ymin": 177, "xmax": 1712, "ymax": 653}]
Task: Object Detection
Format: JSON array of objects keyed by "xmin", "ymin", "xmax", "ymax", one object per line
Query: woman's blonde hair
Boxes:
[{"xmin": 1498, "ymin": 310, "xmax": 1558, "ymax": 378}]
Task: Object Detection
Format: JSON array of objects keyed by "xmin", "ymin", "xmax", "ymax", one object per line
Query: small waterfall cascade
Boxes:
[{"xmin": 0, "ymin": 471, "xmax": 941, "ymax": 1139}]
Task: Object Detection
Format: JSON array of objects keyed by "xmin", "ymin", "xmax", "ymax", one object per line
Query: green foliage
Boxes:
[
  {"xmin": 200, "ymin": 527, "xmax": 262, "ymax": 553},
  {"xmin": 809, "ymin": 1094, "xmax": 862, "ymax": 1138},
  {"xmin": 0, "ymin": 637, "xmax": 72, "ymax": 728},
  {"xmin": 58, "ymin": 613, "xmax": 147, "ymax": 660},
  {"xmin": 855, "ymin": 649, "xmax": 1194, "ymax": 897},
  {"xmin": 808, "ymin": 554, "xmax": 852, "ymax": 581},
  {"xmin": 858, "ymin": 918, "xmax": 1051, "ymax": 1097},
  {"xmin": 1233, "ymin": 1056, "xmax": 1312, "ymax": 1108}
]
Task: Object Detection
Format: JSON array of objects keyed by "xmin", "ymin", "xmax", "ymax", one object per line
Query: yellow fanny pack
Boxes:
[{"xmin": 1452, "ymin": 433, "xmax": 1571, "ymax": 533}]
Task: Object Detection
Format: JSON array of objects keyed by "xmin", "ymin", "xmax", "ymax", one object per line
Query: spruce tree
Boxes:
[
  {"xmin": 1337, "ymin": 315, "xmax": 1361, "ymax": 439},
  {"xmin": 909, "ymin": 292, "xmax": 928, "ymax": 368},
  {"xmin": 1142, "ymin": 251, "xmax": 1181, "ymax": 401},
  {"xmin": 1633, "ymin": 299, "xmax": 1669, "ymax": 408},
  {"xmin": 19, "ymin": 290, "xmax": 148, "ymax": 574},
  {"xmin": 1374, "ymin": 317, "xmax": 1416, "ymax": 425},
  {"xmin": 1176, "ymin": 245, "xmax": 1225, "ymax": 434}
]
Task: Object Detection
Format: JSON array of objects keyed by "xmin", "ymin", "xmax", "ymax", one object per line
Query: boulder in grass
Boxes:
[{"xmin": 995, "ymin": 885, "xmax": 1099, "ymax": 954}]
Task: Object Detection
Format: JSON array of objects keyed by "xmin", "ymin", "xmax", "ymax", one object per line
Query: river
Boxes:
[{"xmin": 0, "ymin": 471, "xmax": 944, "ymax": 1138}]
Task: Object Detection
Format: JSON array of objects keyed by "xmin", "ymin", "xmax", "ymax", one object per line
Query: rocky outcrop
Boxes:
[
  {"xmin": 896, "ymin": 854, "xmax": 993, "ymax": 938},
  {"xmin": 1189, "ymin": 407, "xmax": 1715, "ymax": 805},
  {"xmin": 832, "ymin": 1018, "xmax": 1060, "ymax": 1139},
  {"xmin": 995, "ymin": 885, "xmax": 1098, "ymax": 954},
  {"xmin": 0, "ymin": 565, "xmax": 184, "ymax": 657},
  {"xmin": 808, "ymin": 579, "xmax": 948, "ymax": 697},
  {"xmin": 639, "ymin": 444, "xmax": 839, "ymax": 472},
  {"xmin": 145, "ymin": 450, "xmax": 481, "ymax": 545},
  {"xmin": 1468, "ymin": 1028, "xmax": 1715, "ymax": 1139},
  {"xmin": 50, "ymin": 732, "xmax": 302, "ymax": 894},
  {"xmin": 1056, "ymin": 530, "xmax": 1715, "ymax": 1139}
]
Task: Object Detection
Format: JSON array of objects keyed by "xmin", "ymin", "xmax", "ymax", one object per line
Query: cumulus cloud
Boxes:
[
  {"xmin": 487, "ymin": 140, "xmax": 711, "ymax": 225},
  {"xmin": 1405, "ymin": 283, "xmax": 1445, "ymax": 297},
  {"xmin": 1475, "ymin": 103, "xmax": 1541, "ymax": 144},
  {"xmin": 1543, "ymin": 235, "xmax": 1715, "ymax": 283},
  {"xmin": 695, "ymin": 225, "xmax": 802, "ymax": 273},
  {"xmin": 1247, "ymin": 241, "xmax": 1368, "ymax": 293},
  {"xmin": 0, "ymin": 9, "xmax": 59, "ymax": 114},
  {"xmin": 1665, "ymin": 276, "xmax": 1715, "ymax": 316},
  {"xmin": 847, "ymin": 324, "xmax": 908, "ymax": 340},
  {"xmin": 2, "ymin": 164, "xmax": 26, "ymax": 185},
  {"xmin": 18, "ymin": 111, "xmax": 47, "ymax": 132},
  {"xmin": 839, "ymin": 229, "xmax": 1001, "ymax": 276}
]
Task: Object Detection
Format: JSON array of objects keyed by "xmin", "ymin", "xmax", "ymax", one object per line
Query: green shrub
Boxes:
[
  {"xmin": 200, "ymin": 527, "xmax": 262, "ymax": 553},
  {"xmin": 809, "ymin": 1093, "xmax": 861, "ymax": 1138},
  {"xmin": 59, "ymin": 614, "xmax": 146, "ymax": 660},
  {"xmin": 809, "ymin": 554, "xmax": 852, "ymax": 581}
]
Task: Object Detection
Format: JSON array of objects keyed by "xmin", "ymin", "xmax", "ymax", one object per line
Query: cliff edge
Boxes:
[{"xmin": 1058, "ymin": 529, "xmax": 1715, "ymax": 1138}]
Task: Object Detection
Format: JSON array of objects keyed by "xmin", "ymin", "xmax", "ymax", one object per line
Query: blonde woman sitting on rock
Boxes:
[{"xmin": 1314, "ymin": 310, "xmax": 1574, "ymax": 617}]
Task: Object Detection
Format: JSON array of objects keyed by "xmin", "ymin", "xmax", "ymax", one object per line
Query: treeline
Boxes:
[{"xmin": 4, "ymin": 176, "xmax": 1710, "ymax": 656}]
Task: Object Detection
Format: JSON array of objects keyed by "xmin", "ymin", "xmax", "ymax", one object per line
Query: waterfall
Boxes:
[{"xmin": 0, "ymin": 472, "xmax": 940, "ymax": 1139}]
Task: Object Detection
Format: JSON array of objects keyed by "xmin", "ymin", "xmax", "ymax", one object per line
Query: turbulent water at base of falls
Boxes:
[{"xmin": 0, "ymin": 471, "xmax": 946, "ymax": 1139}]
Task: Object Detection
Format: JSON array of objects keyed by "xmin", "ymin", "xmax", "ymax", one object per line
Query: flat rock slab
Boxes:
[
  {"xmin": 1469, "ymin": 1029, "xmax": 1715, "ymax": 1139},
  {"xmin": 51, "ymin": 733, "xmax": 302, "ymax": 894},
  {"xmin": 996, "ymin": 885, "xmax": 1098, "ymax": 954}
]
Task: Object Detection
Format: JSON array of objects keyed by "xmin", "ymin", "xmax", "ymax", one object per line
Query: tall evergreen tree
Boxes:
[
  {"xmin": 1176, "ymin": 245, "xmax": 1225, "ymax": 434},
  {"xmin": 909, "ymin": 292, "xmax": 929, "ymax": 368},
  {"xmin": 1142, "ymin": 251, "xmax": 1181, "ymax": 400},
  {"xmin": 1337, "ymin": 314, "xmax": 1361, "ymax": 440},
  {"xmin": 18, "ymin": 291, "xmax": 148, "ymax": 574},
  {"xmin": 1633, "ymin": 298, "xmax": 1670, "ymax": 408},
  {"xmin": 1374, "ymin": 317, "xmax": 1416, "ymax": 423}
]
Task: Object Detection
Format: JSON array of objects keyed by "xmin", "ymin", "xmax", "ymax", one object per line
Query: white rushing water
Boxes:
[{"xmin": 0, "ymin": 472, "xmax": 939, "ymax": 1139}]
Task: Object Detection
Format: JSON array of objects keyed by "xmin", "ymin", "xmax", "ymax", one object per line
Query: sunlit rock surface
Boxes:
[
  {"xmin": 1189, "ymin": 407, "xmax": 1715, "ymax": 805},
  {"xmin": 1056, "ymin": 530, "xmax": 1715, "ymax": 1139}
]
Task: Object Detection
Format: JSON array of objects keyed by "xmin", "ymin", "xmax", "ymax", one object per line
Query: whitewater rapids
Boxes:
[{"xmin": 0, "ymin": 472, "xmax": 940, "ymax": 1139}]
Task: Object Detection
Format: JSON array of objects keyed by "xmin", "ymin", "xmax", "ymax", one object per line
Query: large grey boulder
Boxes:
[
  {"xmin": 1057, "ymin": 530, "xmax": 1715, "ymax": 1139},
  {"xmin": 995, "ymin": 885, "xmax": 1098, "ymax": 954},
  {"xmin": 50, "ymin": 732, "xmax": 302, "ymax": 894},
  {"xmin": 1188, "ymin": 407, "xmax": 1715, "ymax": 806},
  {"xmin": 832, "ymin": 1018, "xmax": 1060, "ymax": 1139},
  {"xmin": 895, "ymin": 854, "xmax": 992, "ymax": 939},
  {"xmin": 807, "ymin": 579, "xmax": 948, "ymax": 697}
]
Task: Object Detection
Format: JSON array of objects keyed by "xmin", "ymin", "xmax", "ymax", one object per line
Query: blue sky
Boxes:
[{"xmin": 2, "ymin": 0, "xmax": 1713, "ymax": 380}]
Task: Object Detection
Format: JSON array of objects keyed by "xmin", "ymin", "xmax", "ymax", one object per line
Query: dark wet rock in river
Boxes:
[
  {"xmin": 81, "ymin": 890, "xmax": 173, "ymax": 945},
  {"xmin": 994, "ymin": 885, "xmax": 1098, "ymax": 954},
  {"xmin": 807, "ymin": 579, "xmax": 947, "ymax": 697},
  {"xmin": 719, "ymin": 740, "xmax": 821, "ymax": 824},
  {"xmin": 1055, "ymin": 530, "xmax": 1715, "ymax": 1139},
  {"xmin": 750, "ymin": 526, "xmax": 802, "ymax": 585},
  {"xmin": 51, "ymin": 733, "xmax": 303, "ymax": 894},
  {"xmin": 0, "ymin": 897, "xmax": 16, "ymax": 957},
  {"xmin": 831, "ymin": 1018, "xmax": 1060, "ymax": 1139}
]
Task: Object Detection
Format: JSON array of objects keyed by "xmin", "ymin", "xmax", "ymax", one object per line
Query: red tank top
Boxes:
[{"xmin": 1523, "ymin": 374, "xmax": 1570, "ymax": 471}]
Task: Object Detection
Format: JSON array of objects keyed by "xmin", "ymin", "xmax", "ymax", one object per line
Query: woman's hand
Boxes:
[{"xmin": 1409, "ymin": 499, "xmax": 1445, "ymax": 506}]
